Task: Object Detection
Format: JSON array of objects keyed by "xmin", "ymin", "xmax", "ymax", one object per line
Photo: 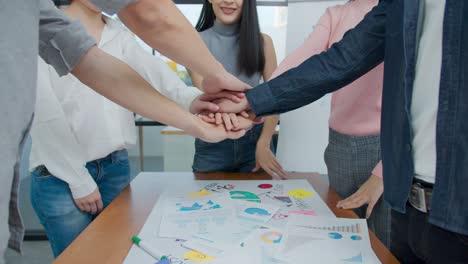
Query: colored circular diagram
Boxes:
[
  {"xmin": 328, "ymin": 232, "xmax": 343, "ymax": 239},
  {"xmin": 261, "ymin": 232, "xmax": 283, "ymax": 244},
  {"xmin": 350, "ymin": 235, "xmax": 362, "ymax": 241},
  {"xmin": 244, "ymin": 208, "xmax": 270, "ymax": 216},
  {"xmin": 258, "ymin": 183, "xmax": 273, "ymax": 189},
  {"xmin": 229, "ymin": 191, "xmax": 261, "ymax": 203}
]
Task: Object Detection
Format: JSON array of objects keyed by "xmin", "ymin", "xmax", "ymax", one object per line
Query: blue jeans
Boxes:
[
  {"xmin": 193, "ymin": 124, "xmax": 274, "ymax": 172},
  {"xmin": 30, "ymin": 149, "xmax": 131, "ymax": 257}
]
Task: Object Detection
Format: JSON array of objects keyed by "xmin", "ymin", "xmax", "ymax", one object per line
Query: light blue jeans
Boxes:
[{"xmin": 30, "ymin": 149, "xmax": 131, "ymax": 257}]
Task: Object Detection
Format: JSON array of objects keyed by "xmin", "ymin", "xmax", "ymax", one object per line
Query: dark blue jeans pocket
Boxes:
[{"xmin": 111, "ymin": 149, "xmax": 130, "ymax": 166}]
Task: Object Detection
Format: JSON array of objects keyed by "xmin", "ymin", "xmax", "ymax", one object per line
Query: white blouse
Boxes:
[{"xmin": 30, "ymin": 17, "xmax": 201, "ymax": 199}]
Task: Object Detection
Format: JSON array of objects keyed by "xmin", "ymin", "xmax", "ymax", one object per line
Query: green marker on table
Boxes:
[{"xmin": 132, "ymin": 235, "xmax": 171, "ymax": 264}]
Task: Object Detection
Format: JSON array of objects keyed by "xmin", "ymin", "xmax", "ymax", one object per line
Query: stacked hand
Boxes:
[{"xmin": 189, "ymin": 88, "xmax": 256, "ymax": 132}]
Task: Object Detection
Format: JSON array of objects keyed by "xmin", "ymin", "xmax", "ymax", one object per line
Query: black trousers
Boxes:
[{"xmin": 391, "ymin": 204, "xmax": 468, "ymax": 263}]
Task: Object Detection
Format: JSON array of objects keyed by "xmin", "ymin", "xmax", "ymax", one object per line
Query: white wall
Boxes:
[{"xmin": 276, "ymin": 0, "xmax": 345, "ymax": 173}]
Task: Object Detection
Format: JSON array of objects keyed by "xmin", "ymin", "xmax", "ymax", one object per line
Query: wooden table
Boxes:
[{"xmin": 54, "ymin": 172, "xmax": 399, "ymax": 264}]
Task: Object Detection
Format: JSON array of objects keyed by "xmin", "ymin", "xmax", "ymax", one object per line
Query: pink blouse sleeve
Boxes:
[{"xmin": 269, "ymin": 9, "xmax": 333, "ymax": 80}]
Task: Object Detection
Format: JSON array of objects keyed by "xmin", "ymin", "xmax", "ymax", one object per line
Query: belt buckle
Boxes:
[{"xmin": 410, "ymin": 183, "xmax": 427, "ymax": 213}]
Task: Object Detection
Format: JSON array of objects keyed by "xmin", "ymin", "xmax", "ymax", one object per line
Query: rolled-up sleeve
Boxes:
[
  {"xmin": 91, "ymin": 0, "xmax": 137, "ymax": 15},
  {"xmin": 38, "ymin": 0, "xmax": 96, "ymax": 76}
]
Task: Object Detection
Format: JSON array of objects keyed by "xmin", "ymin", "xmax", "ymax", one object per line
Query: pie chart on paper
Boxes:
[{"xmin": 261, "ymin": 231, "xmax": 283, "ymax": 244}]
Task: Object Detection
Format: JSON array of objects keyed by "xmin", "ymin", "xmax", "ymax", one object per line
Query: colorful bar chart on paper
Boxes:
[{"xmin": 307, "ymin": 223, "xmax": 362, "ymax": 234}]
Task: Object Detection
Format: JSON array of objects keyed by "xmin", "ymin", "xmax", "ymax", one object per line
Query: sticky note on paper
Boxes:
[
  {"xmin": 183, "ymin": 250, "xmax": 215, "ymax": 262},
  {"xmin": 187, "ymin": 189, "xmax": 213, "ymax": 198},
  {"xmin": 287, "ymin": 189, "xmax": 314, "ymax": 199}
]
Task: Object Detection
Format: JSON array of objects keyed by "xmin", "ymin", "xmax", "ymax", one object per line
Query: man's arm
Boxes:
[
  {"xmin": 39, "ymin": 0, "xmax": 96, "ymax": 76},
  {"xmin": 117, "ymin": 0, "xmax": 222, "ymax": 78},
  {"xmin": 71, "ymin": 47, "xmax": 246, "ymax": 143},
  {"xmin": 105, "ymin": 0, "xmax": 249, "ymax": 93},
  {"xmin": 245, "ymin": 1, "xmax": 389, "ymax": 117}
]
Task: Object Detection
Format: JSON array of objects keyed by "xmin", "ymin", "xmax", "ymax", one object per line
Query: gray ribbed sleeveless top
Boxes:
[{"xmin": 200, "ymin": 21, "xmax": 262, "ymax": 87}]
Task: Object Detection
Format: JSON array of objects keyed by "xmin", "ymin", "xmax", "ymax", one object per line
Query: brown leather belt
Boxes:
[{"xmin": 409, "ymin": 179, "xmax": 433, "ymax": 213}]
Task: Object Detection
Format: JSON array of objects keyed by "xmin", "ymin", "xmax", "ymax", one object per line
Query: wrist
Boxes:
[
  {"xmin": 257, "ymin": 137, "xmax": 271, "ymax": 147},
  {"xmin": 184, "ymin": 114, "xmax": 206, "ymax": 139}
]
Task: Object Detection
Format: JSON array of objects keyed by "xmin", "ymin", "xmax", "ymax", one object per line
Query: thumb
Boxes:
[
  {"xmin": 366, "ymin": 199, "xmax": 377, "ymax": 219},
  {"xmin": 198, "ymin": 101, "xmax": 219, "ymax": 113},
  {"xmin": 228, "ymin": 129, "xmax": 246, "ymax": 139}
]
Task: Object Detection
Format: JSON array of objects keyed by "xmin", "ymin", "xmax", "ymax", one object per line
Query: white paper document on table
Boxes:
[
  {"xmin": 123, "ymin": 180, "xmax": 381, "ymax": 264},
  {"xmin": 282, "ymin": 215, "xmax": 381, "ymax": 264}
]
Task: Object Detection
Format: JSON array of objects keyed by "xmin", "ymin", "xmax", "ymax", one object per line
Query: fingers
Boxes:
[
  {"xmin": 222, "ymin": 113, "xmax": 233, "ymax": 130},
  {"xmin": 202, "ymin": 101, "xmax": 220, "ymax": 112},
  {"xmin": 198, "ymin": 114, "xmax": 216, "ymax": 123},
  {"xmin": 74, "ymin": 188, "xmax": 103, "ymax": 215},
  {"xmin": 215, "ymin": 113, "xmax": 223, "ymax": 125},
  {"xmin": 272, "ymin": 159, "xmax": 286, "ymax": 179},
  {"xmin": 366, "ymin": 199, "xmax": 378, "ymax": 219},
  {"xmin": 263, "ymin": 165, "xmax": 280, "ymax": 180},
  {"xmin": 83, "ymin": 203, "xmax": 91, "ymax": 213},
  {"xmin": 96, "ymin": 198, "xmax": 104, "ymax": 213},
  {"xmin": 337, "ymin": 193, "xmax": 367, "ymax": 210},
  {"xmin": 252, "ymin": 164, "xmax": 260, "ymax": 172},
  {"xmin": 90, "ymin": 202, "xmax": 98, "ymax": 215},
  {"xmin": 264, "ymin": 162, "xmax": 284, "ymax": 180},
  {"xmin": 75, "ymin": 201, "xmax": 85, "ymax": 212},
  {"xmin": 229, "ymin": 113, "xmax": 239, "ymax": 128},
  {"xmin": 240, "ymin": 111, "xmax": 249, "ymax": 118},
  {"xmin": 200, "ymin": 92, "xmax": 243, "ymax": 103},
  {"xmin": 221, "ymin": 91, "xmax": 244, "ymax": 103}
]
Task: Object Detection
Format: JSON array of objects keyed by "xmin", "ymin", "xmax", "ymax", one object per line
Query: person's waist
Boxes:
[
  {"xmin": 409, "ymin": 176, "xmax": 434, "ymax": 213},
  {"xmin": 29, "ymin": 146, "xmax": 128, "ymax": 171},
  {"xmin": 328, "ymin": 127, "xmax": 380, "ymax": 147},
  {"xmin": 329, "ymin": 114, "xmax": 380, "ymax": 137}
]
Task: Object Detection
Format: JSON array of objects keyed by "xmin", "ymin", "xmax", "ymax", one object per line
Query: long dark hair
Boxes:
[{"xmin": 195, "ymin": 0, "xmax": 265, "ymax": 77}]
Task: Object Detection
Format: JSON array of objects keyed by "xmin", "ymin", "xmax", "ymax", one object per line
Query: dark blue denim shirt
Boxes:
[{"xmin": 246, "ymin": 0, "xmax": 468, "ymax": 235}]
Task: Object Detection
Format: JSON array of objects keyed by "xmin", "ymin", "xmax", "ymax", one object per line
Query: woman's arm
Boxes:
[
  {"xmin": 245, "ymin": 2, "xmax": 388, "ymax": 117},
  {"xmin": 187, "ymin": 68, "xmax": 204, "ymax": 91},
  {"xmin": 253, "ymin": 34, "xmax": 285, "ymax": 178},
  {"xmin": 214, "ymin": 9, "xmax": 333, "ymax": 115}
]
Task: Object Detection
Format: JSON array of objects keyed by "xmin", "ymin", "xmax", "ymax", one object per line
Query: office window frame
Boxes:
[
  {"xmin": 53, "ymin": 0, "xmax": 287, "ymax": 7},
  {"xmin": 174, "ymin": 0, "xmax": 287, "ymax": 6}
]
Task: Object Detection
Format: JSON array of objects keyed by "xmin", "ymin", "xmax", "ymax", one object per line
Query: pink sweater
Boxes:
[{"xmin": 271, "ymin": 0, "xmax": 383, "ymax": 178}]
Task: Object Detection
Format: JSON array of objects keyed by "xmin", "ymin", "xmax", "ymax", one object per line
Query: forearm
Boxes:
[
  {"xmin": 246, "ymin": 1, "xmax": 388, "ymax": 117},
  {"xmin": 71, "ymin": 47, "xmax": 203, "ymax": 136},
  {"xmin": 258, "ymin": 115, "xmax": 279, "ymax": 146},
  {"xmin": 118, "ymin": 0, "xmax": 223, "ymax": 78}
]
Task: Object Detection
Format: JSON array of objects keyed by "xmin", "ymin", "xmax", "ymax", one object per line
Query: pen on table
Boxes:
[{"xmin": 132, "ymin": 235, "xmax": 171, "ymax": 264}]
